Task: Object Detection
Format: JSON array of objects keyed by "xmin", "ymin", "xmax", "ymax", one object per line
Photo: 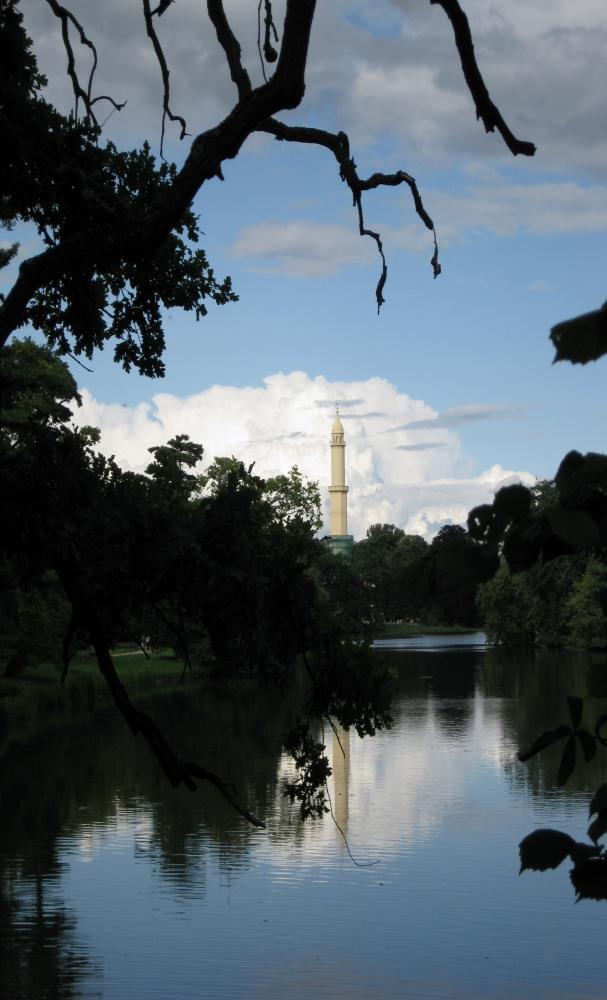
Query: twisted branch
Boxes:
[
  {"xmin": 258, "ymin": 119, "xmax": 440, "ymax": 311},
  {"xmin": 44, "ymin": 0, "xmax": 125, "ymax": 125},
  {"xmin": 84, "ymin": 610, "xmax": 265, "ymax": 825},
  {"xmin": 208, "ymin": 0, "xmax": 251, "ymax": 99},
  {"xmin": 430, "ymin": 0, "xmax": 536, "ymax": 156},
  {"xmin": 142, "ymin": 0, "xmax": 188, "ymax": 157}
]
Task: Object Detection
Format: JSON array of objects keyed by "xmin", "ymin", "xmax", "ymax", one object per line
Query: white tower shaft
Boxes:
[{"xmin": 329, "ymin": 412, "xmax": 348, "ymax": 536}]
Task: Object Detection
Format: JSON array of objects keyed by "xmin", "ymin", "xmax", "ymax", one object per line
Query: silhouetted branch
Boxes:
[
  {"xmin": 142, "ymin": 0, "xmax": 188, "ymax": 157},
  {"xmin": 257, "ymin": 0, "xmax": 279, "ymax": 82},
  {"xmin": 208, "ymin": 0, "xmax": 251, "ymax": 99},
  {"xmin": 0, "ymin": 1, "xmax": 317, "ymax": 349},
  {"xmin": 258, "ymin": 119, "xmax": 440, "ymax": 310},
  {"xmin": 184, "ymin": 762, "xmax": 266, "ymax": 827},
  {"xmin": 430, "ymin": 0, "xmax": 536, "ymax": 156},
  {"xmin": 44, "ymin": 0, "xmax": 125, "ymax": 124}
]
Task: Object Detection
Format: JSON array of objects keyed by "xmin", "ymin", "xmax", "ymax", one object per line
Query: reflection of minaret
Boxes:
[
  {"xmin": 327, "ymin": 408, "xmax": 354, "ymax": 558},
  {"xmin": 331, "ymin": 724, "xmax": 350, "ymax": 840}
]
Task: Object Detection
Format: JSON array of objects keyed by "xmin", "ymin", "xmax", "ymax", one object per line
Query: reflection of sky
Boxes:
[{"xmin": 12, "ymin": 646, "xmax": 607, "ymax": 999}]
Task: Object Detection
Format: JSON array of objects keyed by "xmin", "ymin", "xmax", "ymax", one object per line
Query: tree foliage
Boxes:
[
  {"xmin": 1, "ymin": 0, "xmax": 537, "ymax": 370},
  {"xmin": 468, "ymin": 458, "xmax": 607, "ymax": 898},
  {"xmin": 1, "ymin": 342, "xmax": 392, "ymax": 823}
]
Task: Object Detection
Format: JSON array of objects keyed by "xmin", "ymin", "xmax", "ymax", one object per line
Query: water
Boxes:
[{"xmin": 2, "ymin": 636, "xmax": 607, "ymax": 999}]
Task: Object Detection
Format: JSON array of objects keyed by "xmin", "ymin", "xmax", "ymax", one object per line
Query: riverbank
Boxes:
[
  {"xmin": 375, "ymin": 623, "xmax": 479, "ymax": 639},
  {"xmin": 0, "ymin": 647, "xmax": 191, "ymax": 752}
]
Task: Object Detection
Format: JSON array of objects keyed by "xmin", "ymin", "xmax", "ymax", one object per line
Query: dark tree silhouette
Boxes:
[{"xmin": 0, "ymin": 0, "xmax": 535, "ymax": 370}]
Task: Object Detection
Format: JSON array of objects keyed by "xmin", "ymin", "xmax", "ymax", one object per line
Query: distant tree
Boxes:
[
  {"xmin": 565, "ymin": 559, "xmax": 607, "ymax": 650},
  {"xmin": 1, "ymin": 343, "xmax": 393, "ymax": 822},
  {"xmin": 352, "ymin": 524, "xmax": 428, "ymax": 620},
  {"xmin": 476, "ymin": 564, "xmax": 533, "ymax": 647},
  {"xmin": 408, "ymin": 524, "xmax": 497, "ymax": 626}
]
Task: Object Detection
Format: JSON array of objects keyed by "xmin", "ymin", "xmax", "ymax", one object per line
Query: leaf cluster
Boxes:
[{"xmin": 1, "ymin": 4, "xmax": 236, "ymax": 376}]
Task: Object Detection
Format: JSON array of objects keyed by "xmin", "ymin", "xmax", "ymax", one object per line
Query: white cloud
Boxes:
[
  {"xmin": 74, "ymin": 372, "xmax": 534, "ymax": 540},
  {"xmin": 430, "ymin": 180, "xmax": 607, "ymax": 238},
  {"xmin": 230, "ymin": 219, "xmax": 435, "ymax": 276},
  {"xmin": 230, "ymin": 221, "xmax": 374, "ymax": 276}
]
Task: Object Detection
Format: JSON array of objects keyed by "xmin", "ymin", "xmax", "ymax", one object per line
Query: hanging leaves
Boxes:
[
  {"xmin": 519, "ymin": 829, "xmax": 575, "ymax": 873},
  {"xmin": 518, "ymin": 725, "xmax": 571, "ymax": 762},
  {"xmin": 550, "ymin": 303, "xmax": 607, "ymax": 366}
]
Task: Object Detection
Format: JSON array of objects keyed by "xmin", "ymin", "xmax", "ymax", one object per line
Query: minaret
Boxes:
[{"xmin": 328, "ymin": 408, "xmax": 354, "ymax": 558}]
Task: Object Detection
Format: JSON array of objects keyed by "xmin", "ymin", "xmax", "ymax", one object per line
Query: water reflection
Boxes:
[{"xmin": 2, "ymin": 641, "xmax": 607, "ymax": 998}]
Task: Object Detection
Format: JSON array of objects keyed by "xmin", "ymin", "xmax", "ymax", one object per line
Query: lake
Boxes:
[{"xmin": 1, "ymin": 634, "xmax": 606, "ymax": 999}]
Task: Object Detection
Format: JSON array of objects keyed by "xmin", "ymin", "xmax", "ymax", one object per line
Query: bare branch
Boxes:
[
  {"xmin": 430, "ymin": 0, "xmax": 536, "ymax": 157},
  {"xmin": 184, "ymin": 762, "xmax": 266, "ymax": 828},
  {"xmin": 208, "ymin": 0, "xmax": 251, "ymax": 99},
  {"xmin": 83, "ymin": 612, "xmax": 265, "ymax": 825},
  {"xmin": 257, "ymin": 0, "xmax": 279, "ymax": 81},
  {"xmin": 258, "ymin": 119, "xmax": 440, "ymax": 310},
  {"xmin": 44, "ymin": 0, "xmax": 125, "ymax": 124},
  {"xmin": 142, "ymin": 0, "xmax": 188, "ymax": 157}
]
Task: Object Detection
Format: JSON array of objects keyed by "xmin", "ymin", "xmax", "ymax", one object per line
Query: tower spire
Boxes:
[{"xmin": 328, "ymin": 408, "xmax": 353, "ymax": 558}]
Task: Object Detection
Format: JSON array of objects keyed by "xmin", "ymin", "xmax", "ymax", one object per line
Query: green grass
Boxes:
[
  {"xmin": 375, "ymin": 623, "xmax": 479, "ymax": 638},
  {"xmin": 0, "ymin": 646, "xmax": 192, "ymax": 749}
]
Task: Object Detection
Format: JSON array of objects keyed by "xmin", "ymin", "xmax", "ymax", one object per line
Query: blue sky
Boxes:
[{"xmin": 10, "ymin": 0, "xmax": 607, "ymax": 537}]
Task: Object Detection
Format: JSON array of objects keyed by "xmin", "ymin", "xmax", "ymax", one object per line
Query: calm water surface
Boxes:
[{"xmin": 2, "ymin": 635, "xmax": 607, "ymax": 999}]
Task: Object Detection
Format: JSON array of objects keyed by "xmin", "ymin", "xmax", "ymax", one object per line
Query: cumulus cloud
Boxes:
[
  {"xmin": 74, "ymin": 372, "xmax": 534, "ymax": 540},
  {"xmin": 230, "ymin": 219, "xmax": 436, "ymax": 276},
  {"xmin": 230, "ymin": 221, "xmax": 375, "ymax": 276},
  {"xmin": 429, "ymin": 180, "xmax": 607, "ymax": 238}
]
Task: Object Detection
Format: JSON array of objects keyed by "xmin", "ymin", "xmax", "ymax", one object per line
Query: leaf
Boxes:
[
  {"xmin": 467, "ymin": 503, "xmax": 497, "ymax": 543},
  {"xmin": 588, "ymin": 810, "xmax": 607, "ymax": 845},
  {"xmin": 570, "ymin": 858, "xmax": 607, "ymax": 902},
  {"xmin": 519, "ymin": 829, "xmax": 575, "ymax": 873},
  {"xmin": 589, "ymin": 784, "xmax": 607, "ymax": 818},
  {"xmin": 557, "ymin": 734, "xmax": 577, "ymax": 786},
  {"xmin": 595, "ymin": 713, "xmax": 607, "ymax": 747},
  {"xmin": 576, "ymin": 729, "xmax": 596, "ymax": 764},
  {"xmin": 550, "ymin": 303, "xmax": 607, "ymax": 366},
  {"xmin": 569, "ymin": 840, "xmax": 601, "ymax": 867},
  {"xmin": 518, "ymin": 725, "xmax": 571, "ymax": 762},
  {"xmin": 567, "ymin": 695, "xmax": 584, "ymax": 730},
  {"xmin": 493, "ymin": 483, "xmax": 532, "ymax": 522},
  {"xmin": 545, "ymin": 506, "xmax": 599, "ymax": 550}
]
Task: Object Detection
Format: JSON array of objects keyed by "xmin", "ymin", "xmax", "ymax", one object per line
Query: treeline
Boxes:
[
  {"xmin": 1, "ymin": 340, "xmax": 393, "ymax": 815},
  {"xmin": 477, "ymin": 556, "xmax": 607, "ymax": 649},
  {"xmin": 351, "ymin": 522, "xmax": 497, "ymax": 628}
]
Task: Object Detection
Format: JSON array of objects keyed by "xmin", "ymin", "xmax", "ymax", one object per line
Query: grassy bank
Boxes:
[
  {"xmin": 375, "ymin": 623, "xmax": 479, "ymax": 639},
  {"xmin": 0, "ymin": 646, "xmax": 192, "ymax": 750}
]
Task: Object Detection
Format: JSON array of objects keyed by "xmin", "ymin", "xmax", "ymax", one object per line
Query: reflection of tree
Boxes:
[
  {"xmin": 1, "ymin": 676, "xmax": 310, "ymax": 904},
  {"xmin": 0, "ymin": 868, "xmax": 100, "ymax": 1000},
  {"xmin": 484, "ymin": 646, "xmax": 607, "ymax": 797}
]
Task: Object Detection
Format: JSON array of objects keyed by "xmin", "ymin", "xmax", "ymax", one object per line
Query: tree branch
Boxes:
[
  {"xmin": 44, "ymin": 0, "xmax": 125, "ymax": 124},
  {"xmin": 184, "ymin": 762, "xmax": 266, "ymax": 827},
  {"xmin": 83, "ymin": 610, "xmax": 265, "ymax": 825},
  {"xmin": 142, "ymin": 0, "xmax": 188, "ymax": 157},
  {"xmin": 258, "ymin": 119, "xmax": 440, "ymax": 310},
  {"xmin": 207, "ymin": 0, "xmax": 252, "ymax": 100},
  {"xmin": 430, "ymin": 0, "xmax": 536, "ymax": 156}
]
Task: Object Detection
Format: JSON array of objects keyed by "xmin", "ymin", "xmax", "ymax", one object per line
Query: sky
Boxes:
[{"xmin": 9, "ymin": 0, "xmax": 607, "ymax": 538}]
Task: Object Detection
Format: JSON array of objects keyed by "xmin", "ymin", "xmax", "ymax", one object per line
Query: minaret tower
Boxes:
[{"xmin": 328, "ymin": 408, "xmax": 354, "ymax": 558}]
